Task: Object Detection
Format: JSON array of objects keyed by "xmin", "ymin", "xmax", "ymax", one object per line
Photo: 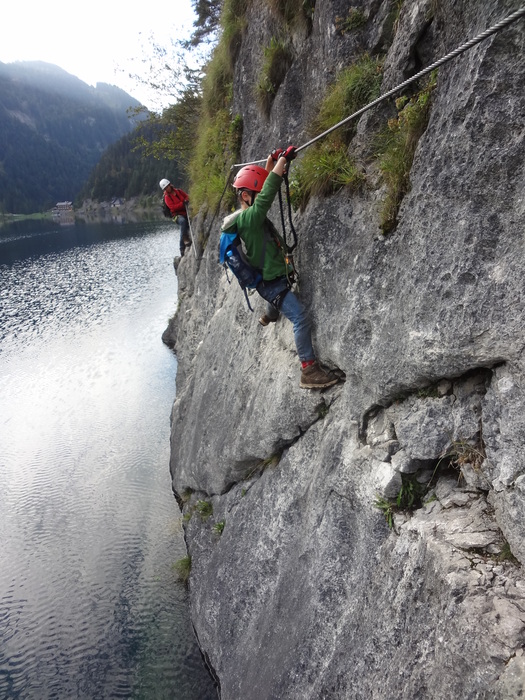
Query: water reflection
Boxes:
[{"xmin": 0, "ymin": 221, "xmax": 216, "ymax": 699}]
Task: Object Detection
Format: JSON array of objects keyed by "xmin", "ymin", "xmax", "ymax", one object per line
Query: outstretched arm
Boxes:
[{"xmin": 272, "ymin": 156, "xmax": 288, "ymax": 178}]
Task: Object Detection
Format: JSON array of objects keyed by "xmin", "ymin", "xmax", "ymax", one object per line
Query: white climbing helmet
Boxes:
[{"xmin": 159, "ymin": 178, "xmax": 170, "ymax": 190}]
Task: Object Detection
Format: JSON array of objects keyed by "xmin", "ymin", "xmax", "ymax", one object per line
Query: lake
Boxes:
[{"xmin": 0, "ymin": 219, "xmax": 216, "ymax": 699}]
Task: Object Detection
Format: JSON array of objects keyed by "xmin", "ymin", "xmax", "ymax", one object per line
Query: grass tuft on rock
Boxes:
[
  {"xmin": 376, "ymin": 71, "xmax": 437, "ymax": 233},
  {"xmin": 290, "ymin": 54, "xmax": 382, "ymax": 209}
]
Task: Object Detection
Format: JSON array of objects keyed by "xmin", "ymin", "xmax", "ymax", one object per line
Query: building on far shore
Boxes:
[
  {"xmin": 53, "ymin": 201, "xmax": 73, "ymax": 213},
  {"xmin": 51, "ymin": 201, "xmax": 74, "ymax": 226}
]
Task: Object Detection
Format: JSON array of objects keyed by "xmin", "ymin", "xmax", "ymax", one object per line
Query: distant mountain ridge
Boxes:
[{"xmin": 0, "ymin": 61, "xmax": 144, "ymax": 213}]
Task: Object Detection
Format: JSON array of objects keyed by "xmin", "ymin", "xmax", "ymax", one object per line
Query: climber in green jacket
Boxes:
[{"xmin": 223, "ymin": 146, "xmax": 339, "ymax": 390}]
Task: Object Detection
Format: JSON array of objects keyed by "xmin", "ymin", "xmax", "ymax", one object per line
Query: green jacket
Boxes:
[{"xmin": 222, "ymin": 171, "xmax": 290, "ymax": 282}]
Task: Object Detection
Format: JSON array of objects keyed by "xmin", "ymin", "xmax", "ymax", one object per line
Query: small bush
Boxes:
[
  {"xmin": 181, "ymin": 488, "xmax": 194, "ymax": 503},
  {"xmin": 256, "ymin": 37, "xmax": 294, "ymax": 115},
  {"xmin": 200, "ymin": 0, "xmax": 250, "ymax": 117},
  {"xmin": 313, "ymin": 54, "xmax": 383, "ymax": 140},
  {"xmin": 317, "ymin": 400, "xmax": 329, "ymax": 419},
  {"xmin": 497, "ymin": 541, "xmax": 520, "ymax": 566},
  {"xmin": 173, "ymin": 555, "xmax": 192, "ymax": 584},
  {"xmin": 437, "ymin": 437, "xmax": 485, "ymax": 476},
  {"xmin": 189, "ymin": 109, "xmax": 242, "ymax": 213},
  {"xmin": 261, "ymin": 453, "xmax": 281, "ymax": 469},
  {"xmin": 221, "ymin": 0, "xmax": 251, "ymax": 67},
  {"xmin": 374, "ymin": 474, "xmax": 426, "ymax": 529},
  {"xmin": 335, "ymin": 8, "xmax": 367, "ymax": 34},
  {"xmin": 213, "ymin": 520, "xmax": 226, "ymax": 535},
  {"xmin": 196, "ymin": 500, "xmax": 213, "ymax": 520},
  {"xmin": 290, "ymin": 54, "xmax": 382, "ymax": 208},
  {"xmin": 377, "ymin": 71, "xmax": 437, "ymax": 233},
  {"xmin": 266, "ymin": 0, "xmax": 315, "ymax": 29},
  {"xmin": 395, "ymin": 475, "xmax": 425, "ymax": 510},
  {"xmin": 188, "ymin": 0, "xmax": 247, "ymax": 213},
  {"xmin": 290, "ymin": 140, "xmax": 364, "ymax": 210},
  {"xmin": 202, "ymin": 46, "xmax": 234, "ymax": 117},
  {"xmin": 243, "ymin": 452, "xmax": 283, "ymax": 481},
  {"xmin": 374, "ymin": 495, "xmax": 395, "ymax": 530}
]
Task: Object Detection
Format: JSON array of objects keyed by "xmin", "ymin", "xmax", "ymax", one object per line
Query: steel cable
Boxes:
[{"xmin": 231, "ymin": 6, "xmax": 525, "ymax": 168}]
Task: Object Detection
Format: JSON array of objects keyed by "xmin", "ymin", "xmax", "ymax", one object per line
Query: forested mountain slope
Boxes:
[
  {"xmin": 0, "ymin": 61, "xmax": 142, "ymax": 213},
  {"xmin": 76, "ymin": 125, "xmax": 185, "ymax": 205}
]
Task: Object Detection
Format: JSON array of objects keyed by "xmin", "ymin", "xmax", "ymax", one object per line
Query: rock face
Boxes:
[{"xmin": 165, "ymin": 1, "xmax": 525, "ymax": 697}]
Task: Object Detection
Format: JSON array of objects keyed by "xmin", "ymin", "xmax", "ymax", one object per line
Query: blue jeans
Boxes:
[{"xmin": 258, "ymin": 278, "xmax": 315, "ymax": 363}]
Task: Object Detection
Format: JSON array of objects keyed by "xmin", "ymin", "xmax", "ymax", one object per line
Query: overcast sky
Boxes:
[{"xmin": 0, "ymin": 0, "xmax": 198, "ymax": 110}]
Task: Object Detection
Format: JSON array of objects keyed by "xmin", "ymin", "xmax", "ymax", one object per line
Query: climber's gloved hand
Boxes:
[
  {"xmin": 282, "ymin": 145, "xmax": 297, "ymax": 161},
  {"xmin": 271, "ymin": 148, "xmax": 284, "ymax": 161}
]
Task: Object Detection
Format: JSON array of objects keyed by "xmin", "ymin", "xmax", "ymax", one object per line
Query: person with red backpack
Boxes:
[
  {"xmin": 159, "ymin": 179, "xmax": 191, "ymax": 257},
  {"xmin": 221, "ymin": 147, "xmax": 340, "ymax": 390}
]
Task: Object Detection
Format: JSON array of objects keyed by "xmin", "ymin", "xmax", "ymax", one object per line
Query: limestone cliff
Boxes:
[{"xmin": 164, "ymin": 0, "xmax": 525, "ymax": 697}]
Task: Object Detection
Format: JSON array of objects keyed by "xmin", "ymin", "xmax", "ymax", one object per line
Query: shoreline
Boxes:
[{"xmin": 1, "ymin": 195, "xmax": 165, "ymax": 228}]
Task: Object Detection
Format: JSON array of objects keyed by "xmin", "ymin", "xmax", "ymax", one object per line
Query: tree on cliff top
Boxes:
[{"xmin": 187, "ymin": 0, "xmax": 223, "ymax": 46}]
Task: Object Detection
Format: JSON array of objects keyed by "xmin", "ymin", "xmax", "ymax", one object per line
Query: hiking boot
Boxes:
[
  {"xmin": 300, "ymin": 361, "xmax": 339, "ymax": 390},
  {"xmin": 259, "ymin": 314, "xmax": 278, "ymax": 327}
]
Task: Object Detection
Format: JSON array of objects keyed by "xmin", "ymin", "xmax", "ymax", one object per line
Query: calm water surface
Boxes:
[{"xmin": 0, "ymin": 219, "xmax": 216, "ymax": 699}]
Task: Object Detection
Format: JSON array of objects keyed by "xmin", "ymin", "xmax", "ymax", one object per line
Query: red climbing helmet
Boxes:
[{"xmin": 232, "ymin": 165, "xmax": 269, "ymax": 192}]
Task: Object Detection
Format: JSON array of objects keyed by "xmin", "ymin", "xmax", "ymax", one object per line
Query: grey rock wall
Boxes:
[{"xmin": 165, "ymin": 0, "xmax": 525, "ymax": 697}]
